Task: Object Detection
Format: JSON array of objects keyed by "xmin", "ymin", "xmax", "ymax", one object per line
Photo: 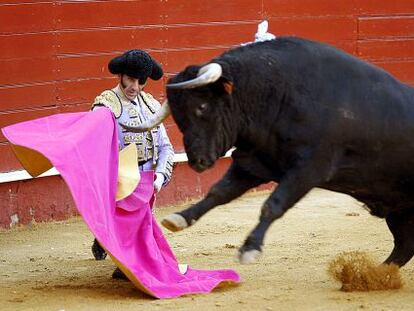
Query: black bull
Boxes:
[{"xmin": 128, "ymin": 36, "xmax": 414, "ymax": 265}]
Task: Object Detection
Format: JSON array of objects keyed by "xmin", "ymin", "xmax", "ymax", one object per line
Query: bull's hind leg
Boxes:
[
  {"xmin": 384, "ymin": 209, "xmax": 414, "ymax": 267},
  {"xmin": 162, "ymin": 162, "xmax": 265, "ymax": 232}
]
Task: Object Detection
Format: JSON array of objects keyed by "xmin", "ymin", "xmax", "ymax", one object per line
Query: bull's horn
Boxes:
[
  {"xmin": 167, "ymin": 63, "xmax": 222, "ymax": 89},
  {"xmin": 119, "ymin": 100, "xmax": 170, "ymax": 133}
]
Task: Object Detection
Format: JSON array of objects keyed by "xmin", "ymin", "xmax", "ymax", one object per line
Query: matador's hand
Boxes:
[{"xmin": 154, "ymin": 173, "xmax": 165, "ymax": 193}]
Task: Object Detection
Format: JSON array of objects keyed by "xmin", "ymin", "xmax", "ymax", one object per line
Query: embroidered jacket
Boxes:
[{"xmin": 92, "ymin": 85, "xmax": 174, "ymax": 184}]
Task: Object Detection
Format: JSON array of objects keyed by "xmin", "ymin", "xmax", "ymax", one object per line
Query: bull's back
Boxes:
[
  {"xmin": 261, "ymin": 38, "xmax": 414, "ymax": 148},
  {"xmin": 236, "ymin": 38, "xmax": 414, "ymax": 209}
]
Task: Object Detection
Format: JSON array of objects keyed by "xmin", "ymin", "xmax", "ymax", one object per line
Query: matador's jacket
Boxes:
[{"xmin": 92, "ymin": 84, "xmax": 174, "ymax": 185}]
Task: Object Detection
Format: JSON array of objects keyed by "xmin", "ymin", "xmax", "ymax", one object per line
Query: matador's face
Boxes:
[{"xmin": 120, "ymin": 74, "xmax": 146, "ymax": 100}]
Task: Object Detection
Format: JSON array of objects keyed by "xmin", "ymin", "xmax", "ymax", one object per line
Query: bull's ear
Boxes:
[
  {"xmin": 213, "ymin": 77, "xmax": 234, "ymax": 95},
  {"xmin": 213, "ymin": 61, "xmax": 233, "ymax": 94},
  {"xmin": 223, "ymin": 81, "xmax": 234, "ymax": 94}
]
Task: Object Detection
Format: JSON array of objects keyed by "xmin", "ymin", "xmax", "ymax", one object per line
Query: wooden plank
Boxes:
[
  {"xmin": 166, "ymin": 124, "xmax": 184, "ymax": 152},
  {"xmin": 0, "ymin": 57, "xmax": 57, "ymax": 86},
  {"xmin": 359, "ymin": 16, "xmax": 414, "ymax": 39},
  {"xmin": 56, "ymin": 0, "xmax": 163, "ymax": 30},
  {"xmin": 157, "ymin": 159, "xmax": 232, "ymax": 207},
  {"xmin": 164, "ymin": 47, "xmax": 229, "ymax": 74},
  {"xmin": 56, "ymin": 27, "xmax": 163, "ymax": 55},
  {"xmin": 56, "ymin": 54, "xmax": 113, "ymax": 81},
  {"xmin": 163, "ymin": 0, "xmax": 261, "ymax": 24},
  {"xmin": 0, "ymin": 1, "xmax": 51, "ymax": 5},
  {"xmin": 56, "ymin": 78, "xmax": 116, "ymax": 106},
  {"xmin": 0, "ymin": 175, "xmax": 77, "ymax": 228},
  {"xmin": 0, "ymin": 33, "xmax": 56, "ymax": 59},
  {"xmin": 164, "ymin": 41, "xmax": 356, "ymax": 74},
  {"xmin": 56, "ymin": 50, "xmax": 166, "ymax": 80},
  {"xmin": 327, "ymin": 41, "xmax": 357, "ymax": 55},
  {"xmin": 55, "ymin": 77, "xmax": 166, "ymax": 106},
  {"xmin": 356, "ymin": 0, "xmax": 414, "ymax": 16},
  {"xmin": 162, "ymin": 114, "xmax": 176, "ymax": 128},
  {"xmin": 0, "ymin": 143, "xmax": 23, "ymax": 172},
  {"xmin": 264, "ymin": 0, "xmax": 358, "ymax": 17},
  {"xmin": 143, "ymin": 80, "xmax": 166, "ymax": 101},
  {"xmin": 57, "ymin": 102, "xmax": 92, "ymax": 114},
  {"xmin": 164, "ymin": 23, "xmax": 257, "ymax": 49},
  {"xmin": 0, "ymin": 107, "xmax": 58, "ymax": 143},
  {"xmin": 0, "ymin": 2, "xmax": 55, "ymax": 34},
  {"xmin": 373, "ymin": 60, "xmax": 414, "ymax": 84},
  {"xmin": 0, "ymin": 83, "xmax": 56, "ymax": 112},
  {"xmin": 357, "ymin": 39, "xmax": 414, "ymax": 61},
  {"xmin": 267, "ymin": 16, "xmax": 357, "ymax": 41}
]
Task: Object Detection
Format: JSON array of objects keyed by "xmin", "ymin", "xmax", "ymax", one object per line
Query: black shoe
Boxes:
[
  {"xmin": 91, "ymin": 238, "xmax": 107, "ymax": 260},
  {"xmin": 112, "ymin": 267, "xmax": 128, "ymax": 280}
]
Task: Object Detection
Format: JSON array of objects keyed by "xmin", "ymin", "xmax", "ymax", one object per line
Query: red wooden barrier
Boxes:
[{"xmin": 0, "ymin": 0, "xmax": 413, "ymax": 227}]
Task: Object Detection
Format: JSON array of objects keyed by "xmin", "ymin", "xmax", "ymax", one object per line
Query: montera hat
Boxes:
[{"xmin": 108, "ymin": 49, "xmax": 163, "ymax": 84}]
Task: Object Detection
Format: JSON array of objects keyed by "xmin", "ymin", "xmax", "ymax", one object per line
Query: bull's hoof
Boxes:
[
  {"xmin": 238, "ymin": 249, "xmax": 262, "ymax": 264},
  {"xmin": 161, "ymin": 213, "xmax": 189, "ymax": 232}
]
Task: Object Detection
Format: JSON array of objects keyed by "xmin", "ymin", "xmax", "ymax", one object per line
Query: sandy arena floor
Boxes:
[{"xmin": 1, "ymin": 188, "xmax": 414, "ymax": 311}]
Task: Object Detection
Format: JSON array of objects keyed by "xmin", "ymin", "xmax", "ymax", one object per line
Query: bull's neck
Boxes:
[
  {"xmin": 234, "ymin": 81, "xmax": 283, "ymax": 152},
  {"xmin": 219, "ymin": 54, "xmax": 285, "ymax": 152}
]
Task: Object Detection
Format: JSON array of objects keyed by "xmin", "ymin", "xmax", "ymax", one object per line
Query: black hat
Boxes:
[{"xmin": 108, "ymin": 49, "xmax": 163, "ymax": 83}]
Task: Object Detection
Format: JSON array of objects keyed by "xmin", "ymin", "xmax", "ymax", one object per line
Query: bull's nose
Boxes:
[{"xmin": 189, "ymin": 158, "xmax": 212, "ymax": 172}]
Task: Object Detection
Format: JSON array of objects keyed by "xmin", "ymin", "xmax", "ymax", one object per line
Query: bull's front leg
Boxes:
[
  {"xmin": 161, "ymin": 162, "xmax": 265, "ymax": 232},
  {"xmin": 238, "ymin": 162, "xmax": 326, "ymax": 264}
]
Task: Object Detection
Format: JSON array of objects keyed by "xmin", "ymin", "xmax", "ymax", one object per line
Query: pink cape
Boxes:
[{"xmin": 1, "ymin": 108, "xmax": 240, "ymax": 298}]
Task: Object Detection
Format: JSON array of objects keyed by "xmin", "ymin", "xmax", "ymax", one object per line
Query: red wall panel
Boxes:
[
  {"xmin": 0, "ymin": 2, "xmax": 55, "ymax": 34},
  {"xmin": 0, "ymin": 107, "xmax": 58, "ymax": 143},
  {"xmin": 374, "ymin": 60, "xmax": 414, "ymax": 84},
  {"xmin": 2, "ymin": 0, "xmax": 414, "ymax": 174},
  {"xmin": 164, "ymin": 23, "xmax": 257, "ymax": 49},
  {"xmin": 1, "ymin": 0, "xmax": 413, "ymax": 227},
  {"xmin": 56, "ymin": 0, "xmax": 163, "ymax": 29},
  {"xmin": 58, "ymin": 102, "xmax": 93, "ymax": 114},
  {"xmin": 0, "ymin": 143, "xmax": 22, "ymax": 172},
  {"xmin": 264, "ymin": 0, "xmax": 357, "ymax": 17},
  {"xmin": 165, "ymin": 47, "xmax": 229, "ymax": 73},
  {"xmin": 0, "ymin": 83, "xmax": 56, "ymax": 112},
  {"xmin": 165, "ymin": 124, "xmax": 184, "ymax": 153},
  {"xmin": 0, "ymin": 174, "xmax": 77, "ymax": 228},
  {"xmin": 357, "ymin": 39, "xmax": 414, "ymax": 61},
  {"xmin": 56, "ymin": 55, "xmax": 113, "ymax": 81},
  {"xmin": 359, "ymin": 16, "xmax": 414, "ymax": 39},
  {"xmin": 56, "ymin": 27, "xmax": 164, "ymax": 55},
  {"xmin": 356, "ymin": 0, "xmax": 414, "ymax": 16},
  {"xmin": 0, "ymin": 33, "xmax": 56, "ymax": 59},
  {"xmin": 267, "ymin": 16, "xmax": 357, "ymax": 41},
  {"xmin": 163, "ymin": 0, "xmax": 261, "ymax": 24},
  {"xmin": 55, "ymin": 78, "xmax": 115, "ymax": 105},
  {"xmin": 0, "ymin": 57, "xmax": 57, "ymax": 86}
]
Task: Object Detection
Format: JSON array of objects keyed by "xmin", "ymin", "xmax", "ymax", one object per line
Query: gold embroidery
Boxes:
[
  {"xmin": 140, "ymin": 92, "xmax": 161, "ymax": 113},
  {"xmin": 92, "ymin": 90, "xmax": 122, "ymax": 118},
  {"xmin": 126, "ymin": 105, "xmax": 139, "ymax": 118}
]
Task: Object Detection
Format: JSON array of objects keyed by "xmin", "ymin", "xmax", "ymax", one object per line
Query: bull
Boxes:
[{"xmin": 122, "ymin": 36, "xmax": 414, "ymax": 266}]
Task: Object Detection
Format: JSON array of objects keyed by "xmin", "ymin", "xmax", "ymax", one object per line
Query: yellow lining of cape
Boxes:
[
  {"xmin": 10, "ymin": 144, "xmax": 53, "ymax": 178},
  {"xmin": 10, "ymin": 143, "xmax": 140, "ymax": 201},
  {"xmin": 103, "ymin": 245, "xmax": 189, "ymax": 298},
  {"xmin": 106, "ymin": 248, "xmax": 156, "ymax": 297},
  {"xmin": 116, "ymin": 144, "xmax": 140, "ymax": 201}
]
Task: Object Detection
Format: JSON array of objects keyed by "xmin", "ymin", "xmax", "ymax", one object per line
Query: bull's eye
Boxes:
[{"xmin": 195, "ymin": 103, "xmax": 208, "ymax": 117}]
